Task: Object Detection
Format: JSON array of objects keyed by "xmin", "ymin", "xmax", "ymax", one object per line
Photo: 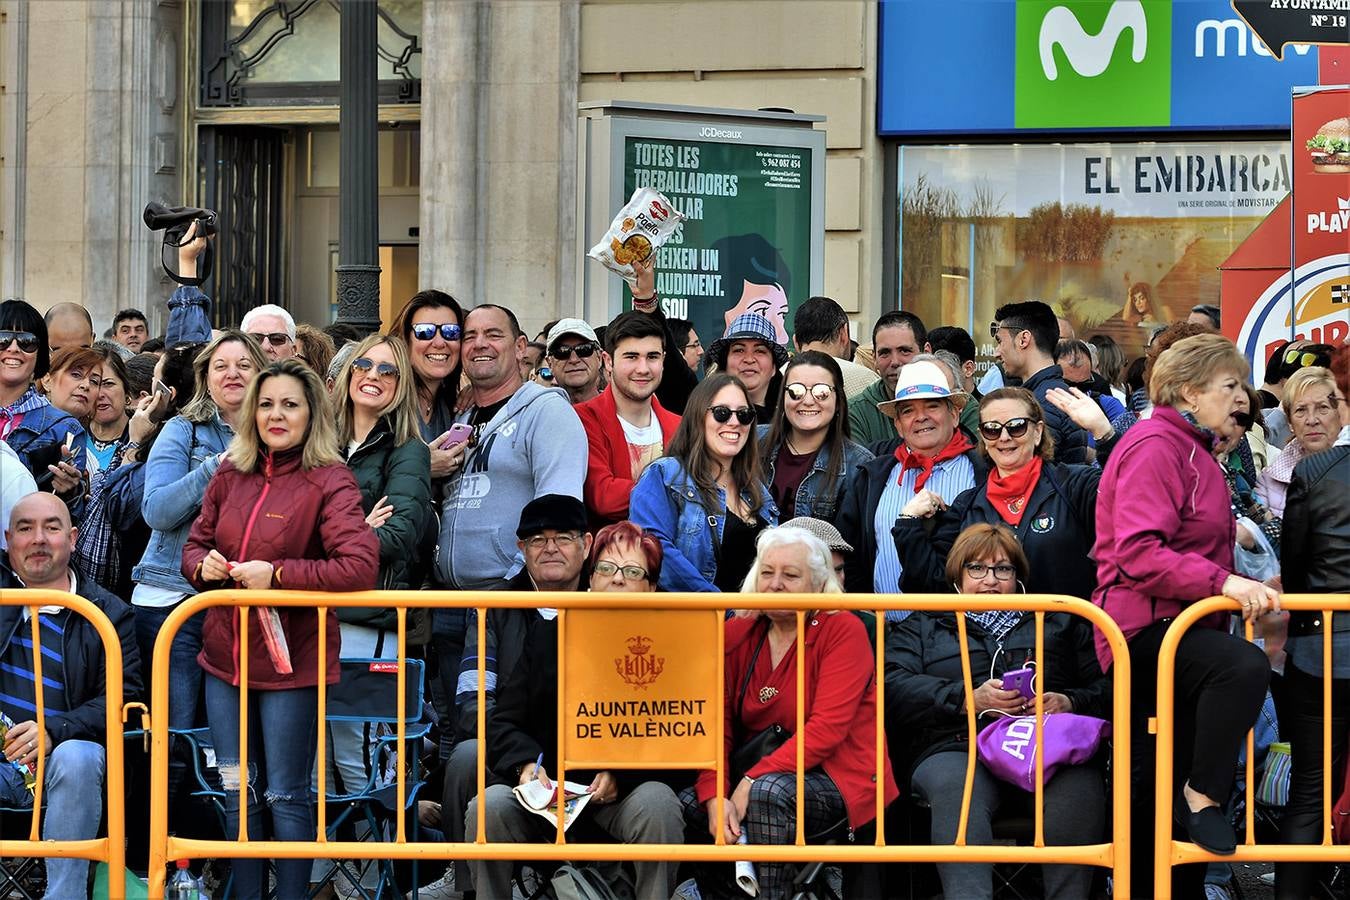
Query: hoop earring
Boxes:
[{"xmin": 1017, "ymin": 580, "xmax": 1027, "ymax": 594}]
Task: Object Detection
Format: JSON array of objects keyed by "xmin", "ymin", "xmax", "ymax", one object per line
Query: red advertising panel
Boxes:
[{"xmin": 1232, "ymin": 87, "xmax": 1349, "ymax": 383}]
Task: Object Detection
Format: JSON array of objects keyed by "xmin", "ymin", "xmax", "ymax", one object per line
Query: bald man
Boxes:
[
  {"xmin": 0, "ymin": 492, "xmax": 141, "ymax": 899},
  {"xmin": 44, "ymin": 302, "xmax": 95, "ymax": 354}
]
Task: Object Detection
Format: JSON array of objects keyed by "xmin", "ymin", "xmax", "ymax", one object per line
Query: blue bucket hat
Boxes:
[{"xmin": 708, "ymin": 313, "xmax": 789, "ymax": 370}]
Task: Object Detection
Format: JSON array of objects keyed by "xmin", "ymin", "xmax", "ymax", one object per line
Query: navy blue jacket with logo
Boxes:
[{"xmin": 894, "ymin": 461, "xmax": 1101, "ymax": 600}]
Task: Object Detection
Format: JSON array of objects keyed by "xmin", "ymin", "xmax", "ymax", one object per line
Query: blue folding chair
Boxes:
[{"xmin": 308, "ymin": 657, "xmax": 429, "ymax": 900}]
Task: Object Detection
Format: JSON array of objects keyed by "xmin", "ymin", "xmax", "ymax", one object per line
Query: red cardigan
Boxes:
[
  {"xmin": 575, "ymin": 386, "xmax": 680, "ymax": 527},
  {"xmin": 183, "ymin": 449, "xmax": 379, "ymax": 690},
  {"xmin": 696, "ymin": 613, "xmax": 899, "ymax": 830}
]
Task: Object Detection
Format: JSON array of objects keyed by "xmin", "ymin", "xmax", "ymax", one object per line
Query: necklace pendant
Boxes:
[{"xmin": 758, "ymin": 686, "xmax": 778, "ymax": 704}]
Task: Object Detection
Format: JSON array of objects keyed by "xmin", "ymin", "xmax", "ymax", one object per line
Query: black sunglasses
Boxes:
[
  {"xmin": 979, "ymin": 417, "xmax": 1031, "ymax": 440},
  {"xmin": 411, "ymin": 322, "xmax": 462, "ymax": 342},
  {"xmin": 352, "ymin": 357, "xmax": 399, "ymax": 379},
  {"xmin": 784, "ymin": 382, "xmax": 835, "ymax": 403},
  {"xmin": 708, "ymin": 405, "xmax": 755, "ymax": 426},
  {"xmin": 551, "ymin": 342, "xmax": 597, "ymax": 361},
  {"xmin": 248, "ymin": 331, "xmax": 291, "ymax": 347},
  {"xmin": 0, "ymin": 330, "xmax": 39, "ymax": 353}
]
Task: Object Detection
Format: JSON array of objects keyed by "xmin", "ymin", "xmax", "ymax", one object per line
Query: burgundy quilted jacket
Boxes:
[{"xmin": 182, "ymin": 448, "xmax": 379, "ymax": 689}]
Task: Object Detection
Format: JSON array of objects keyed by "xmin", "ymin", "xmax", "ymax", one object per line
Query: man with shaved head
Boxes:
[
  {"xmin": 43, "ymin": 302, "xmax": 95, "ymax": 355},
  {"xmin": 0, "ymin": 492, "xmax": 140, "ymax": 898}
]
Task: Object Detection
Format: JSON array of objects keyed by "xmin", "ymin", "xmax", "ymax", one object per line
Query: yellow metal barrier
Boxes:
[
  {"xmin": 0, "ymin": 588, "xmax": 132, "ymax": 891},
  {"xmin": 1153, "ymin": 594, "xmax": 1350, "ymax": 897},
  {"xmin": 145, "ymin": 589, "xmax": 1132, "ymax": 897}
]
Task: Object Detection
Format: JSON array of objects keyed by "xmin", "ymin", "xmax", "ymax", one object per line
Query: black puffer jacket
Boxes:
[
  {"xmin": 344, "ymin": 419, "xmax": 431, "ymax": 626},
  {"xmin": 894, "ymin": 461, "xmax": 1101, "ymax": 599},
  {"xmin": 884, "ymin": 610, "xmax": 1109, "ymax": 780},
  {"xmin": 1283, "ymin": 444, "xmax": 1350, "ymax": 637}
]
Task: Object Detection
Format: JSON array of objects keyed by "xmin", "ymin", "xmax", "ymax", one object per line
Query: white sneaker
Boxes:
[{"xmin": 412, "ymin": 869, "xmax": 457, "ymax": 900}]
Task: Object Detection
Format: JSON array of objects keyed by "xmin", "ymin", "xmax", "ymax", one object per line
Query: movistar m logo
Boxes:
[
  {"xmin": 1015, "ymin": 0, "xmax": 1170, "ymax": 128},
  {"xmin": 1039, "ymin": 0, "xmax": 1148, "ymax": 80}
]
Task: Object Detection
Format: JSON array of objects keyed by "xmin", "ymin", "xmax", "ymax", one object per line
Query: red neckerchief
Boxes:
[
  {"xmin": 985, "ymin": 455, "xmax": 1043, "ymax": 527},
  {"xmin": 893, "ymin": 430, "xmax": 973, "ymax": 490}
]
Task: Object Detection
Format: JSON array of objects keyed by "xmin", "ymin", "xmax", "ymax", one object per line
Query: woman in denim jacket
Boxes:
[
  {"xmin": 130, "ymin": 330, "xmax": 266, "ymax": 815},
  {"xmin": 0, "ymin": 299, "xmax": 86, "ymax": 513},
  {"xmin": 758, "ymin": 351, "xmax": 873, "ymax": 523},
  {"xmin": 631, "ymin": 373, "xmax": 778, "ymax": 592}
]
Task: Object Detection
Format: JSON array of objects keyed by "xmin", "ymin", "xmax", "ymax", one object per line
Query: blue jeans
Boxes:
[
  {"xmin": 0, "ymin": 739, "xmax": 106, "ymax": 900},
  {"xmin": 133, "ymin": 602, "xmax": 206, "ymax": 731},
  {"xmin": 204, "ymin": 674, "xmax": 318, "ymax": 900},
  {"xmin": 134, "ymin": 603, "xmax": 207, "ymax": 824}
]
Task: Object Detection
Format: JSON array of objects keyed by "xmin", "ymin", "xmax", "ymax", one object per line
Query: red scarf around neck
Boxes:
[
  {"xmin": 985, "ymin": 455, "xmax": 1044, "ymax": 526},
  {"xmin": 894, "ymin": 429, "xmax": 973, "ymax": 490}
]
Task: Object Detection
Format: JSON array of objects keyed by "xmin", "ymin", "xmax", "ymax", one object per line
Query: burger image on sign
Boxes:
[{"xmin": 1307, "ymin": 118, "xmax": 1350, "ymax": 174}]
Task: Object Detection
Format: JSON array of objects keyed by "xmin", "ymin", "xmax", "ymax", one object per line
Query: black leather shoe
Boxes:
[{"xmin": 1177, "ymin": 804, "xmax": 1236, "ymax": 855}]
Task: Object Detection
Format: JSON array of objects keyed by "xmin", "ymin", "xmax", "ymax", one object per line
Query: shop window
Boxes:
[
  {"xmin": 201, "ymin": 0, "xmax": 421, "ymax": 106},
  {"xmin": 896, "ymin": 141, "xmax": 1290, "ymax": 368}
]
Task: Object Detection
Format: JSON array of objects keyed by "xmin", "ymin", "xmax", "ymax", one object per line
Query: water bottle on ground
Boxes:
[{"xmin": 170, "ymin": 859, "xmax": 202, "ymax": 899}]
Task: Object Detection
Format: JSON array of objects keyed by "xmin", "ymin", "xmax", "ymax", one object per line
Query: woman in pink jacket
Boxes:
[{"xmin": 1092, "ymin": 334, "xmax": 1279, "ymax": 899}]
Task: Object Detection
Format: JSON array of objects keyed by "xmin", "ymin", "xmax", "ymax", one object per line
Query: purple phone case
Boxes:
[{"xmin": 1002, "ymin": 668, "xmax": 1035, "ymax": 700}]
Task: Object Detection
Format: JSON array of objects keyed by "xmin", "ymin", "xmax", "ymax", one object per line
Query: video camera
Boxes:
[{"xmin": 143, "ymin": 201, "xmax": 217, "ymax": 286}]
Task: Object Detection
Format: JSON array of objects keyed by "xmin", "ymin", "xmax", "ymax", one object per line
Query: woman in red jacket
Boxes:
[
  {"xmin": 690, "ymin": 525, "xmax": 898, "ymax": 899},
  {"xmin": 182, "ymin": 358, "xmax": 378, "ymax": 900}
]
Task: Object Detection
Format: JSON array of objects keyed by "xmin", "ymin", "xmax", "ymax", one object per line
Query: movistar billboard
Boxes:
[{"xmin": 878, "ymin": 0, "xmax": 1321, "ymax": 135}]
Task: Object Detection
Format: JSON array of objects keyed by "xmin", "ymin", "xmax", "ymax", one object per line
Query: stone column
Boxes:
[
  {"xmin": 335, "ymin": 0, "xmax": 382, "ymax": 334},
  {"xmin": 417, "ymin": 0, "xmax": 483, "ymax": 302}
]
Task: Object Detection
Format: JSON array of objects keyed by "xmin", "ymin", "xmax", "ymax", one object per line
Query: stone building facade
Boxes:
[{"xmin": 1, "ymin": 0, "xmax": 885, "ymax": 340}]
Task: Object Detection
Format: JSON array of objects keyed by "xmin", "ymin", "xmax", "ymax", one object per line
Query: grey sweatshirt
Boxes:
[{"xmin": 436, "ymin": 381, "xmax": 587, "ymax": 589}]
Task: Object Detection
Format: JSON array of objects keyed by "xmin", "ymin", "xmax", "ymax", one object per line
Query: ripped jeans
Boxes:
[{"xmin": 205, "ymin": 674, "xmax": 319, "ymax": 900}]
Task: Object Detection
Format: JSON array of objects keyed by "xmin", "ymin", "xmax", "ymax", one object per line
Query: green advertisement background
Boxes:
[
  {"xmin": 1015, "ymin": 0, "xmax": 1171, "ymax": 128},
  {"xmin": 622, "ymin": 136, "xmax": 813, "ymax": 350}
]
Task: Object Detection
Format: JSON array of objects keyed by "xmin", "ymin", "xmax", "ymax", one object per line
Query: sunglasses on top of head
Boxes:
[
  {"xmin": 1282, "ymin": 345, "xmax": 1331, "ymax": 369},
  {"xmin": 411, "ymin": 322, "xmax": 462, "ymax": 342},
  {"xmin": 352, "ymin": 357, "xmax": 399, "ymax": 379},
  {"xmin": 708, "ymin": 405, "xmax": 755, "ymax": 426},
  {"xmin": 784, "ymin": 382, "xmax": 835, "ymax": 403},
  {"xmin": 551, "ymin": 342, "xmax": 597, "ymax": 361},
  {"xmin": 978, "ymin": 417, "xmax": 1031, "ymax": 440},
  {"xmin": 0, "ymin": 330, "xmax": 39, "ymax": 353}
]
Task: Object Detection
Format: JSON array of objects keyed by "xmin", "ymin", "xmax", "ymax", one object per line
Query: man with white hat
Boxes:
[
  {"xmin": 545, "ymin": 317, "xmax": 603, "ymax": 405},
  {"xmin": 835, "ymin": 359, "xmax": 984, "ymax": 606}
]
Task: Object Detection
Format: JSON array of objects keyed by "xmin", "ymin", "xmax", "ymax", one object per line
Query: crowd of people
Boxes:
[{"xmin": 0, "ymin": 229, "xmax": 1346, "ymax": 900}]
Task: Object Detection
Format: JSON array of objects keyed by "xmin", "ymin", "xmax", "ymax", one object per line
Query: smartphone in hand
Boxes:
[
  {"xmin": 439, "ymin": 423, "xmax": 473, "ymax": 449},
  {"xmin": 1001, "ymin": 667, "xmax": 1036, "ymax": 701}
]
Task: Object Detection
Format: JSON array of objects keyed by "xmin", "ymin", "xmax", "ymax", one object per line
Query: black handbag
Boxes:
[{"xmin": 728, "ymin": 626, "xmax": 790, "ymax": 785}]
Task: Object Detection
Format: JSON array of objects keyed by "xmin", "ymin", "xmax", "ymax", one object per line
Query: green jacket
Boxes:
[
  {"xmin": 344, "ymin": 419, "xmax": 432, "ymax": 627},
  {"xmin": 847, "ymin": 378, "xmax": 896, "ymax": 450}
]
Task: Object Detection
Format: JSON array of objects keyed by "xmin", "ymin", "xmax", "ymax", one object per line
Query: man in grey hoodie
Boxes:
[{"xmin": 436, "ymin": 304, "xmax": 587, "ymax": 590}]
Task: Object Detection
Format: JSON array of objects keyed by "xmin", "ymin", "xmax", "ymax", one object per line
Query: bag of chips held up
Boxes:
[{"xmin": 587, "ymin": 187, "xmax": 686, "ymax": 288}]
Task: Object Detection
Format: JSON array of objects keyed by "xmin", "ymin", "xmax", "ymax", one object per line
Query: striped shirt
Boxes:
[
  {"xmin": 0, "ymin": 608, "xmax": 69, "ymax": 720},
  {"xmin": 873, "ymin": 455, "xmax": 977, "ymax": 621}
]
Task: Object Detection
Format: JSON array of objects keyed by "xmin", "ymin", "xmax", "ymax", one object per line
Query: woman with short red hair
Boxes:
[{"xmin": 588, "ymin": 520, "xmax": 663, "ymax": 592}]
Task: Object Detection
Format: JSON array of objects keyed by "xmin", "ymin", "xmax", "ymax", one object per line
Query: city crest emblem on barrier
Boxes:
[{"xmin": 615, "ymin": 635, "xmax": 664, "ymax": 689}]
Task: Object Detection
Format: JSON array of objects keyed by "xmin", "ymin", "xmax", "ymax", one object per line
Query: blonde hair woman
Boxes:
[
  {"xmin": 1257, "ymin": 366, "xmax": 1339, "ymax": 519},
  {"xmin": 183, "ymin": 358, "xmax": 378, "ymax": 900},
  {"xmin": 1094, "ymin": 333, "xmax": 1279, "ymax": 896}
]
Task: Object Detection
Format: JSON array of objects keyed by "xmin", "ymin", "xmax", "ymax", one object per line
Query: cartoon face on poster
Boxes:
[{"xmin": 622, "ymin": 138, "xmax": 813, "ymax": 352}]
